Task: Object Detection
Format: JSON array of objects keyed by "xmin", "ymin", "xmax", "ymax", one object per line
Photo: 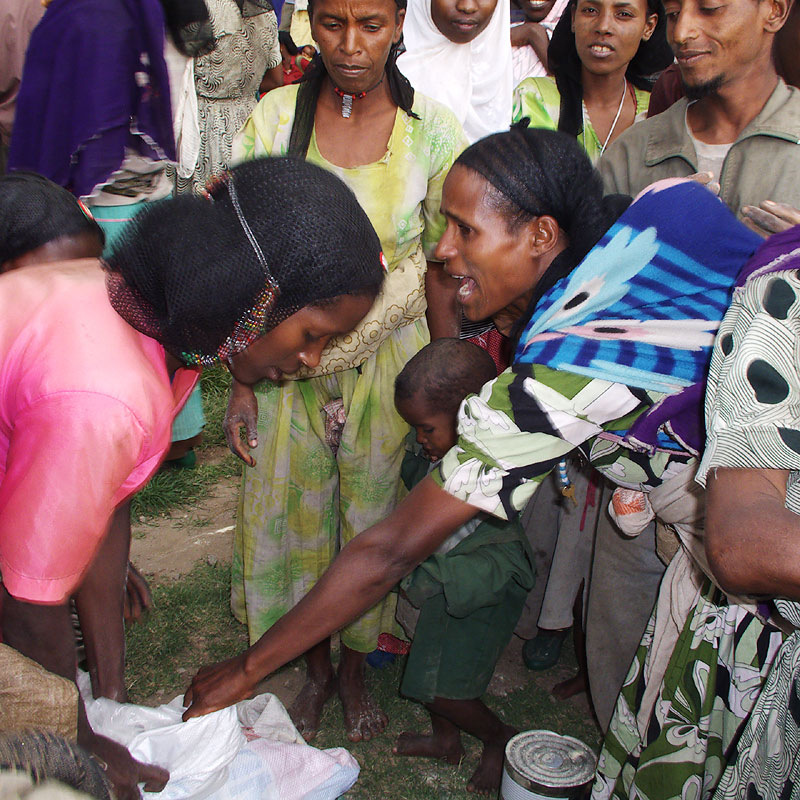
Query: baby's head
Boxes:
[
  {"xmin": 0, "ymin": 172, "xmax": 104, "ymax": 273},
  {"xmin": 431, "ymin": 0, "xmax": 498, "ymax": 44},
  {"xmin": 395, "ymin": 338, "xmax": 496, "ymax": 461}
]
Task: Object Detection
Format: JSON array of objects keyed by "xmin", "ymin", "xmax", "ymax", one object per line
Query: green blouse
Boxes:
[{"xmin": 512, "ymin": 76, "xmax": 650, "ymax": 165}]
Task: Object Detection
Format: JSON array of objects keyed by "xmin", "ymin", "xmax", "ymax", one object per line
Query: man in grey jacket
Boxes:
[{"xmin": 600, "ymin": 0, "xmax": 799, "ymax": 218}]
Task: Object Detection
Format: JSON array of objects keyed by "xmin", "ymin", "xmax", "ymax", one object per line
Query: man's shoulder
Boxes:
[
  {"xmin": 608, "ymin": 98, "xmax": 688, "ymax": 155},
  {"xmin": 754, "ymin": 82, "xmax": 800, "ymax": 137},
  {"xmin": 599, "ymin": 100, "xmax": 692, "ymax": 196}
]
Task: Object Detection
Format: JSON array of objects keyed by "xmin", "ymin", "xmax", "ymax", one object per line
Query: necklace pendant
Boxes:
[{"xmin": 341, "ymin": 94, "xmax": 353, "ymax": 119}]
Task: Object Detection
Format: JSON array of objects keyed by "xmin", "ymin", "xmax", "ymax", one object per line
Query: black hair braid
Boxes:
[
  {"xmin": 547, "ymin": 0, "xmax": 673, "ymax": 138},
  {"xmin": 288, "ymin": 57, "xmax": 326, "ymax": 157},
  {"xmin": 455, "ymin": 126, "xmax": 630, "ymax": 342},
  {"xmin": 287, "ymin": 0, "xmax": 417, "ymax": 158}
]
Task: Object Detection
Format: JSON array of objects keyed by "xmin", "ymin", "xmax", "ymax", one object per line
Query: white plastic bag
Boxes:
[{"xmin": 78, "ymin": 674, "xmax": 359, "ymax": 800}]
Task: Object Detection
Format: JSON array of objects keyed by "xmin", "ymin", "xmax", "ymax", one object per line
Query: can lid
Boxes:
[{"xmin": 504, "ymin": 730, "xmax": 596, "ymax": 792}]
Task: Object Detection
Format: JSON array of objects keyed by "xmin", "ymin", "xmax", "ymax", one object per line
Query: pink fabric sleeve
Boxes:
[{"xmin": 0, "ymin": 392, "xmax": 146, "ymax": 605}]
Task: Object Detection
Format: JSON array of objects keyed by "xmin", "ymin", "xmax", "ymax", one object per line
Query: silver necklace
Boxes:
[{"xmin": 583, "ymin": 76, "xmax": 628, "ymax": 155}]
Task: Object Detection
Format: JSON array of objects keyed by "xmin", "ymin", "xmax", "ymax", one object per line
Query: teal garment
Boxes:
[
  {"xmin": 399, "ymin": 447, "xmax": 535, "ymax": 702},
  {"xmin": 170, "ymin": 384, "xmax": 205, "ymax": 442},
  {"xmin": 92, "ymin": 202, "xmax": 206, "ymax": 445},
  {"xmin": 90, "ymin": 201, "xmax": 150, "ymax": 256}
]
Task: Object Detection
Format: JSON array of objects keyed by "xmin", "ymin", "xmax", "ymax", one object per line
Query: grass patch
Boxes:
[
  {"xmin": 125, "ymin": 561, "xmax": 248, "ymax": 702},
  {"xmin": 131, "ymin": 461, "xmax": 239, "ymax": 521},
  {"xmin": 321, "ymin": 649, "xmax": 600, "ymax": 800},
  {"xmin": 131, "ymin": 366, "xmax": 241, "ymax": 522},
  {"xmin": 197, "ymin": 366, "xmax": 234, "ymax": 449},
  {"xmin": 126, "ymin": 565, "xmax": 600, "ymax": 798}
]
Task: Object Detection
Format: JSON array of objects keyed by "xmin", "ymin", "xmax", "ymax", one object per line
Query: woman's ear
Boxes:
[
  {"xmin": 526, "ymin": 215, "xmax": 565, "ymax": 281},
  {"xmin": 528, "ymin": 215, "xmax": 561, "ymax": 257},
  {"xmin": 394, "ymin": 7, "xmax": 406, "ymax": 41},
  {"xmin": 641, "ymin": 11, "xmax": 657, "ymax": 41}
]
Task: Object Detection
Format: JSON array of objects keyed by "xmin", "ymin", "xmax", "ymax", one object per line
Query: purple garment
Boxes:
[
  {"xmin": 735, "ymin": 223, "xmax": 800, "ymax": 286},
  {"xmin": 8, "ymin": 0, "xmax": 175, "ymax": 198}
]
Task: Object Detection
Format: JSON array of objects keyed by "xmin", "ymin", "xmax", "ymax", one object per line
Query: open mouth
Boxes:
[
  {"xmin": 588, "ymin": 43, "xmax": 615, "ymax": 56},
  {"xmin": 452, "ymin": 274, "xmax": 478, "ymax": 303}
]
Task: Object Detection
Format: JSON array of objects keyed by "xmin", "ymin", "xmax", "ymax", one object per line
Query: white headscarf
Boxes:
[{"xmin": 397, "ymin": 0, "xmax": 512, "ymax": 143}]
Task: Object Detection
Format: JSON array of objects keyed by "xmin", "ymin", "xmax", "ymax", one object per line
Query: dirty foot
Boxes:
[
  {"xmin": 393, "ymin": 732, "xmax": 464, "ymax": 764},
  {"xmin": 467, "ymin": 725, "xmax": 516, "ymax": 795},
  {"xmin": 338, "ymin": 669, "xmax": 387, "ymax": 742},
  {"xmin": 289, "ymin": 674, "xmax": 336, "ymax": 742},
  {"xmin": 552, "ymin": 670, "xmax": 587, "ymax": 700}
]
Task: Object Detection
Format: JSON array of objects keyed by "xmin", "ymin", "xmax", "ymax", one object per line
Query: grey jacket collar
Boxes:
[{"xmin": 644, "ymin": 79, "xmax": 800, "ymax": 169}]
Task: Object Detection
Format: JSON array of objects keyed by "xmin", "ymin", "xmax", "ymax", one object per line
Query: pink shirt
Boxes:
[{"xmin": 0, "ymin": 260, "xmax": 198, "ymax": 603}]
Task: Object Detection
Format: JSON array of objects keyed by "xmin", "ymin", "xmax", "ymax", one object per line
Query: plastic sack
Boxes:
[{"xmin": 78, "ymin": 674, "xmax": 359, "ymax": 800}]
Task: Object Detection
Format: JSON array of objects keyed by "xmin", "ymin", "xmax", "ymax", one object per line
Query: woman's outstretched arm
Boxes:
[{"xmin": 183, "ymin": 476, "xmax": 478, "ymax": 719}]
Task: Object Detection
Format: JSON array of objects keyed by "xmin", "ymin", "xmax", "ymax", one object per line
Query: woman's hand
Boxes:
[
  {"xmin": 742, "ymin": 200, "xmax": 800, "ymax": 237},
  {"xmin": 83, "ymin": 730, "xmax": 169, "ymax": 800},
  {"xmin": 182, "ymin": 653, "xmax": 260, "ymax": 720},
  {"xmin": 224, "ymin": 379, "xmax": 259, "ymax": 466},
  {"xmin": 123, "ymin": 562, "xmax": 152, "ymax": 624}
]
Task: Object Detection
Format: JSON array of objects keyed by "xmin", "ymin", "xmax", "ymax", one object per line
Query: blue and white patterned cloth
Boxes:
[{"xmin": 516, "ymin": 179, "xmax": 761, "ymax": 454}]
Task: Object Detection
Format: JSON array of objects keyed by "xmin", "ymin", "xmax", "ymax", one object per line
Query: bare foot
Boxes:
[
  {"xmin": 467, "ymin": 725, "xmax": 516, "ymax": 795},
  {"xmin": 393, "ymin": 732, "xmax": 464, "ymax": 764},
  {"xmin": 551, "ymin": 670, "xmax": 587, "ymax": 700},
  {"xmin": 338, "ymin": 664, "xmax": 387, "ymax": 742},
  {"xmin": 289, "ymin": 673, "xmax": 336, "ymax": 742}
]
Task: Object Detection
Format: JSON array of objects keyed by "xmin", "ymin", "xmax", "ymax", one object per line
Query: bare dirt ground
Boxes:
[
  {"xmin": 130, "ymin": 475, "xmax": 239, "ymax": 578},
  {"xmin": 130, "ymin": 467, "xmax": 308, "ymax": 706}
]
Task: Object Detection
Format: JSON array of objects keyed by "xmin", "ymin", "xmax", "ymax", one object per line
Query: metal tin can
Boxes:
[{"xmin": 500, "ymin": 730, "xmax": 597, "ymax": 800}]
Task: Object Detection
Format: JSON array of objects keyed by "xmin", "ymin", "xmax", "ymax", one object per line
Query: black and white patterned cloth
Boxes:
[{"xmin": 698, "ymin": 270, "xmax": 800, "ymax": 800}]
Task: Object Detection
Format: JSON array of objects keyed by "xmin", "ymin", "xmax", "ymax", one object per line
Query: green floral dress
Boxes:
[
  {"xmin": 230, "ymin": 86, "xmax": 467, "ymax": 650},
  {"xmin": 512, "ymin": 76, "xmax": 649, "ymax": 165}
]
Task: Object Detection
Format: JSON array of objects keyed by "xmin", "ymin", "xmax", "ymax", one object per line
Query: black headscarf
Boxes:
[
  {"xmin": 0, "ymin": 172, "xmax": 105, "ymax": 268},
  {"xmin": 106, "ymin": 157, "xmax": 385, "ymax": 364},
  {"xmin": 158, "ymin": 0, "xmax": 216, "ymax": 56}
]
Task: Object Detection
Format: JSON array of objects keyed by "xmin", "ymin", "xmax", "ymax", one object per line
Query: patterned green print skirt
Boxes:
[{"xmin": 594, "ymin": 579, "xmax": 786, "ymax": 800}]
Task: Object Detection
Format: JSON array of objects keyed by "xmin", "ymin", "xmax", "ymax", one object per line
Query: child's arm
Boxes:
[{"xmin": 510, "ymin": 22, "xmax": 550, "ymax": 72}]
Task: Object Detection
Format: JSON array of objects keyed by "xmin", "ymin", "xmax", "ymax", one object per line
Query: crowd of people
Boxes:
[{"xmin": 2, "ymin": 0, "xmax": 800, "ymax": 798}]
